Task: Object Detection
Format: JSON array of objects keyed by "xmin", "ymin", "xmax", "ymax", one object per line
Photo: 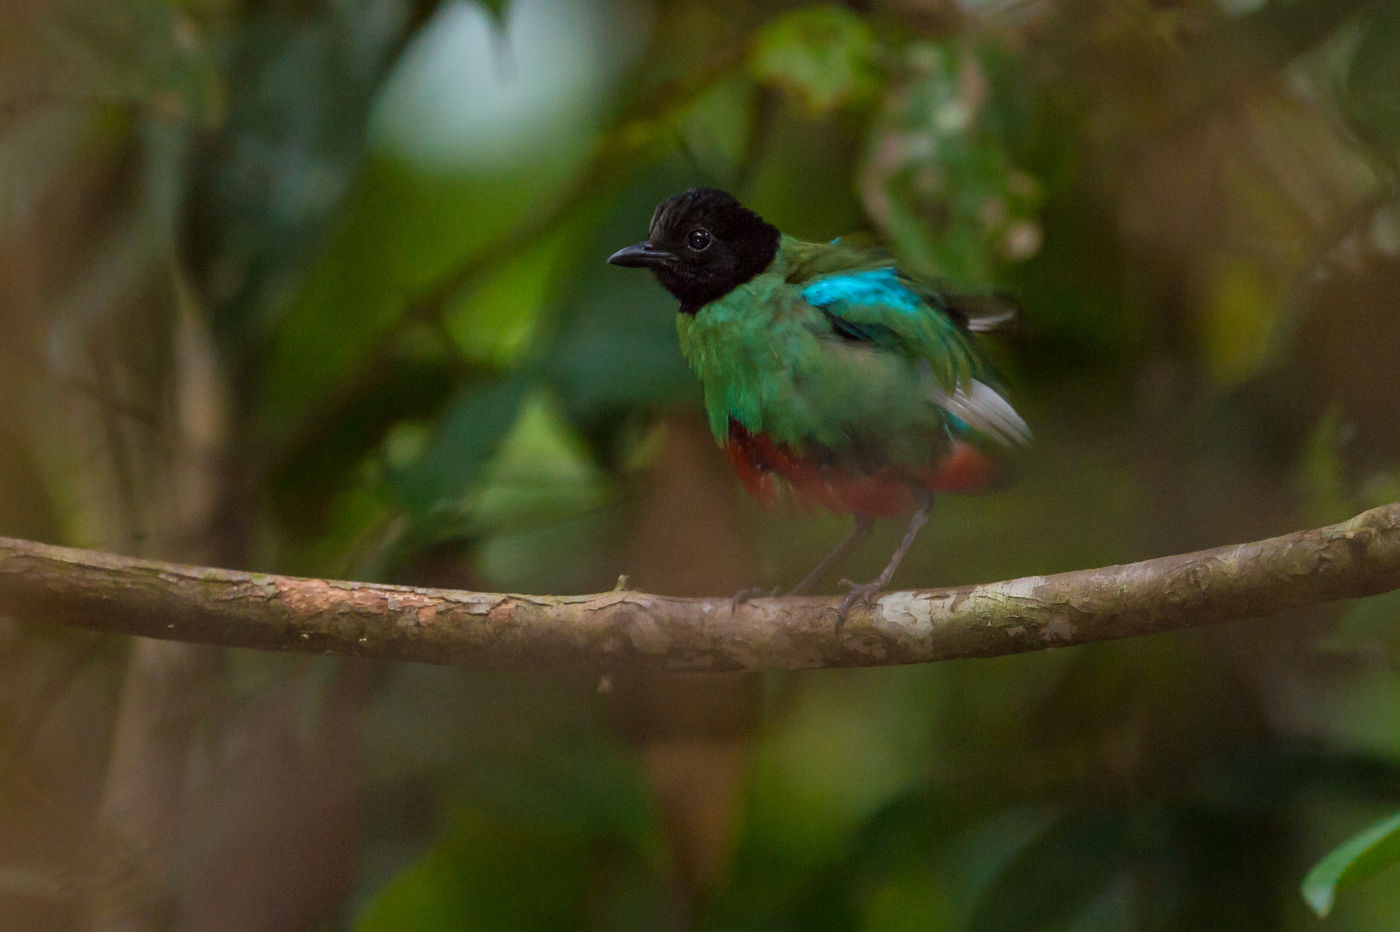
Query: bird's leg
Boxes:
[
  {"xmin": 731, "ymin": 514, "xmax": 875, "ymax": 613},
  {"xmin": 837, "ymin": 492, "xmax": 934, "ymax": 623},
  {"xmin": 730, "ymin": 584, "xmax": 781, "ymax": 613},
  {"xmin": 787, "ymin": 514, "xmax": 875, "ymax": 596}
]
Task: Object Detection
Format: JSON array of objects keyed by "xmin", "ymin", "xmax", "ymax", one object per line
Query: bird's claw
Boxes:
[
  {"xmin": 730, "ymin": 585, "xmax": 780, "ymax": 613},
  {"xmin": 835, "ymin": 578, "xmax": 884, "ymax": 628}
]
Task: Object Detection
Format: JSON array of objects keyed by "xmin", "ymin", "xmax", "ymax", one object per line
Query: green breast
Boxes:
[{"xmin": 676, "ymin": 251, "xmax": 948, "ymax": 467}]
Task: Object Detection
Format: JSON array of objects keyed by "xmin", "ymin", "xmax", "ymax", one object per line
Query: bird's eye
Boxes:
[{"xmin": 687, "ymin": 229, "xmax": 712, "ymax": 251}]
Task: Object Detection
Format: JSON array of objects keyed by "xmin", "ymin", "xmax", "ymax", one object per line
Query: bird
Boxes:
[{"xmin": 608, "ymin": 187, "xmax": 1029, "ymax": 621}]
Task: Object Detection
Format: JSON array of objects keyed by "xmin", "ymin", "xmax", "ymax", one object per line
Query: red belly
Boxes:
[{"xmin": 725, "ymin": 423, "xmax": 999, "ymax": 517}]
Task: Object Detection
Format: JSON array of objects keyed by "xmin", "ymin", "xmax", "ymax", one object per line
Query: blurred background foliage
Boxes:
[{"xmin": 2, "ymin": 0, "xmax": 1400, "ymax": 928}]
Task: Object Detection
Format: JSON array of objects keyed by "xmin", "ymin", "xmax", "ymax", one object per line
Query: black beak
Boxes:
[{"xmin": 608, "ymin": 241, "xmax": 675, "ymax": 269}]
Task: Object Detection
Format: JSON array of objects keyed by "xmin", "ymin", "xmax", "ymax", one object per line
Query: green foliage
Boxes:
[
  {"xmin": 389, "ymin": 377, "xmax": 530, "ymax": 520},
  {"xmin": 969, "ymin": 807, "xmax": 1134, "ymax": 931},
  {"xmin": 864, "ymin": 39, "xmax": 1042, "ymax": 284},
  {"xmin": 1302, "ymin": 810, "xmax": 1400, "ymax": 918},
  {"xmin": 355, "ymin": 809, "xmax": 596, "ymax": 931},
  {"xmin": 5, "ymin": 0, "xmax": 1400, "ymax": 928},
  {"xmin": 1344, "ymin": 3, "xmax": 1400, "ymax": 164},
  {"xmin": 749, "ymin": 6, "xmax": 880, "ymax": 114}
]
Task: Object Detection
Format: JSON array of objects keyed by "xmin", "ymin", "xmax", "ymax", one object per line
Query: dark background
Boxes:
[{"xmin": 2, "ymin": 0, "xmax": 1399, "ymax": 928}]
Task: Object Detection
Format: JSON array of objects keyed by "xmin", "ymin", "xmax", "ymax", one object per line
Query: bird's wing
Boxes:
[
  {"xmin": 790, "ymin": 249, "xmax": 1030, "ymax": 448},
  {"xmin": 784, "ymin": 238, "xmax": 1022, "ymax": 335}
]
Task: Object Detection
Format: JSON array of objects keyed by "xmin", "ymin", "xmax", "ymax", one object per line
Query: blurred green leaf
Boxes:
[
  {"xmin": 1201, "ymin": 255, "xmax": 1278, "ymax": 387},
  {"xmin": 443, "ymin": 232, "xmax": 565, "ymax": 367},
  {"xmin": 251, "ymin": 159, "xmax": 459, "ymax": 442},
  {"xmin": 1345, "ymin": 3, "xmax": 1400, "ymax": 162},
  {"xmin": 268, "ymin": 332, "xmax": 455, "ymax": 538},
  {"xmin": 1187, "ymin": 747, "xmax": 1400, "ymax": 816},
  {"xmin": 355, "ymin": 667, "xmax": 661, "ymax": 929},
  {"xmin": 860, "ymin": 867, "xmax": 955, "ymax": 932},
  {"xmin": 189, "ymin": 0, "xmax": 410, "ymax": 349},
  {"xmin": 862, "ymin": 40, "xmax": 1041, "ymax": 284},
  {"xmin": 1302, "ymin": 809, "xmax": 1400, "ymax": 918},
  {"xmin": 389, "ymin": 376, "xmax": 530, "ymax": 519},
  {"xmin": 1297, "ymin": 408, "xmax": 1357, "ymax": 525},
  {"xmin": 470, "ymin": 392, "xmax": 612, "ymax": 531},
  {"xmin": 477, "ymin": 0, "xmax": 512, "ymax": 23},
  {"xmin": 258, "ymin": 0, "xmax": 644, "ymax": 442},
  {"xmin": 354, "ymin": 808, "xmax": 593, "ymax": 931},
  {"xmin": 404, "ymin": 391, "xmax": 619, "ymax": 587},
  {"xmin": 967, "ymin": 807, "xmax": 1132, "ymax": 932},
  {"xmin": 1317, "ymin": 590, "xmax": 1400, "ymax": 667},
  {"xmin": 750, "ymin": 6, "xmax": 880, "ymax": 113}
]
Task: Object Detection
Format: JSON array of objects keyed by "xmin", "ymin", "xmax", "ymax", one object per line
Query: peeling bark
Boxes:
[{"xmin": 1, "ymin": 503, "xmax": 1397, "ymax": 672}]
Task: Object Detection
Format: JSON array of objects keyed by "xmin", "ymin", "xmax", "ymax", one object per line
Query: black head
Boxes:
[{"xmin": 608, "ymin": 188, "xmax": 780, "ymax": 313}]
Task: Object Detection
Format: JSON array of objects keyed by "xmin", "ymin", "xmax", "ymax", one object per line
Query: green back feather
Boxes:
[{"xmin": 676, "ymin": 235, "xmax": 1023, "ymax": 467}]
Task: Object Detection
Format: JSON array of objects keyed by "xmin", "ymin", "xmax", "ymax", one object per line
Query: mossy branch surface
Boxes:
[{"xmin": 2, "ymin": 503, "xmax": 1398, "ymax": 672}]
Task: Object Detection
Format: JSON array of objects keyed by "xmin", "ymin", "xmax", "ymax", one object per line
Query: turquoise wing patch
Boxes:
[
  {"xmin": 800, "ymin": 268, "xmax": 922, "ymax": 315},
  {"xmin": 800, "ymin": 267, "xmax": 980, "ymax": 389}
]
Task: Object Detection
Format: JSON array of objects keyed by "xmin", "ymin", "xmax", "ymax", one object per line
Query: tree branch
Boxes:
[{"xmin": 2, "ymin": 503, "xmax": 1398, "ymax": 672}]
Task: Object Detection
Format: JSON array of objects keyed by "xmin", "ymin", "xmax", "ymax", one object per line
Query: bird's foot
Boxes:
[
  {"xmin": 730, "ymin": 585, "xmax": 780, "ymax": 613},
  {"xmin": 836, "ymin": 578, "xmax": 885, "ymax": 628}
]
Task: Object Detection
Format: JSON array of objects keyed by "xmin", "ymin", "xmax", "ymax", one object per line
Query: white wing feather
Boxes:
[{"xmin": 935, "ymin": 380, "xmax": 1031, "ymax": 448}]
